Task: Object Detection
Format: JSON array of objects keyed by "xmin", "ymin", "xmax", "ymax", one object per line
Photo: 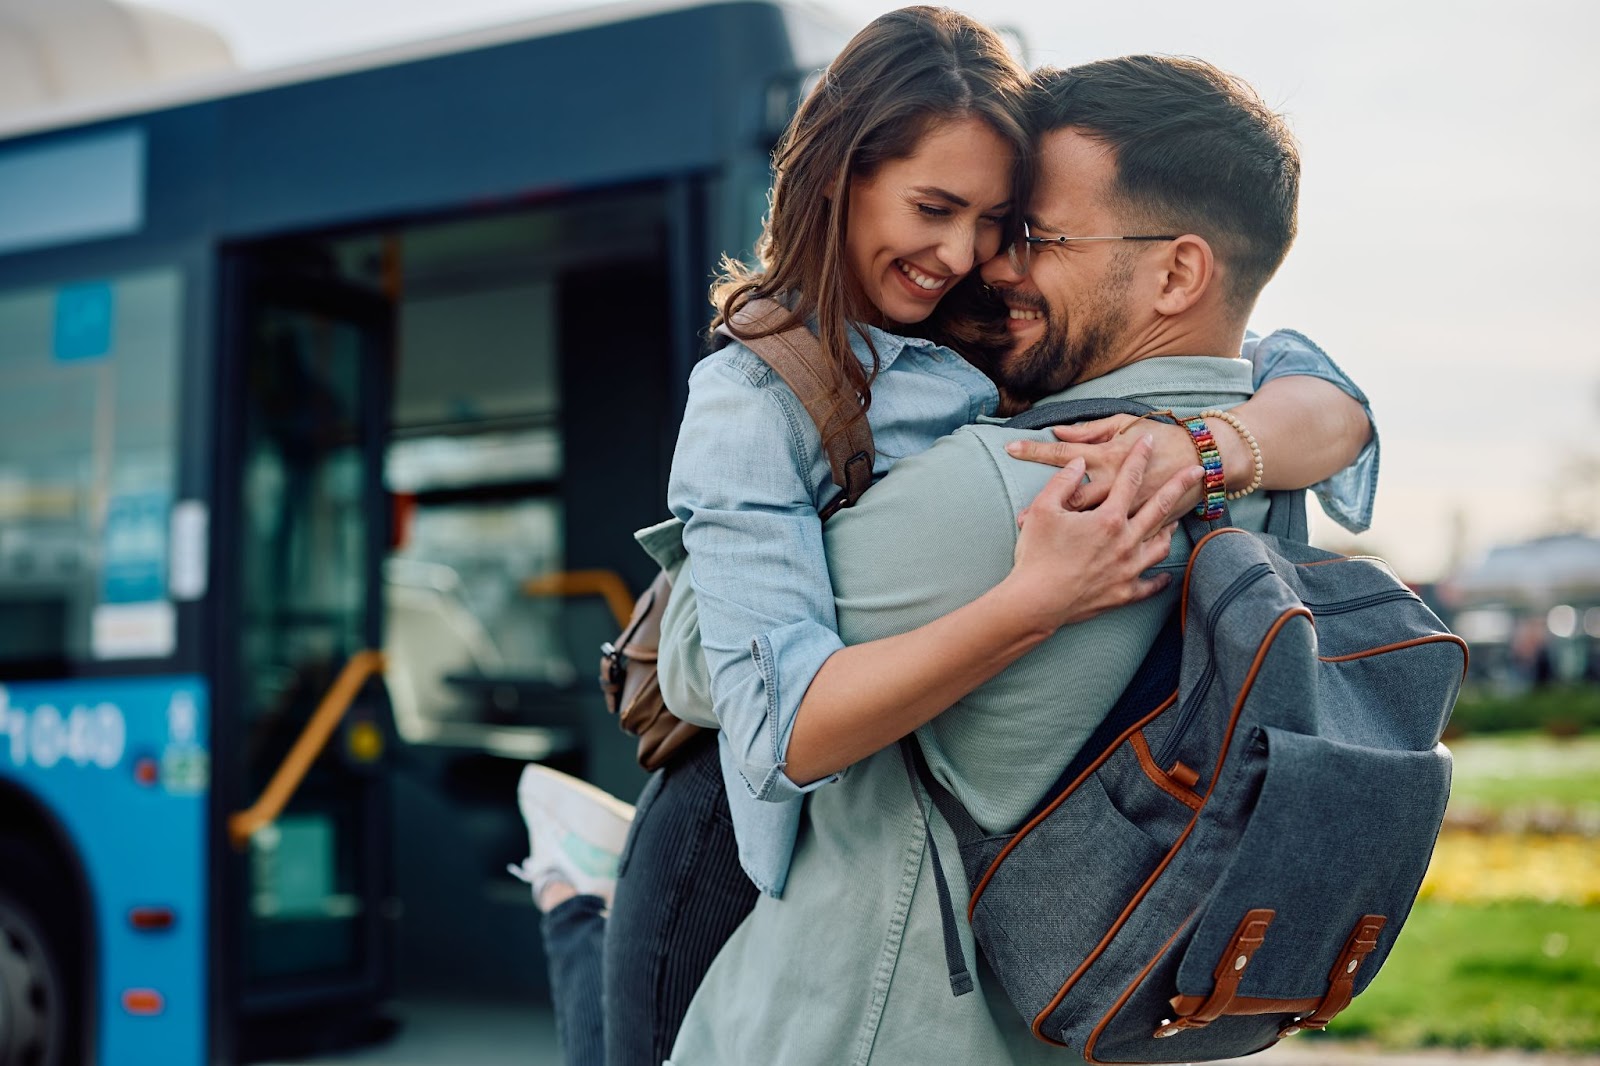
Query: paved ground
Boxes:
[
  {"xmin": 268, "ymin": 1000, "xmax": 1600, "ymax": 1066},
  {"xmin": 262, "ymin": 998, "xmax": 563, "ymax": 1066},
  {"xmin": 1232, "ymin": 1043, "xmax": 1600, "ymax": 1066}
]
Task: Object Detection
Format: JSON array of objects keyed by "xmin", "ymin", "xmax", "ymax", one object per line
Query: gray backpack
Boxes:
[{"xmin": 906, "ymin": 398, "xmax": 1467, "ymax": 1063}]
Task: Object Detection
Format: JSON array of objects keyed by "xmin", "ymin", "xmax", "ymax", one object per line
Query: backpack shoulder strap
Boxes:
[
  {"xmin": 717, "ymin": 299, "xmax": 875, "ymax": 520},
  {"xmin": 1004, "ymin": 396, "xmax": 1158, "ymax": 431}
]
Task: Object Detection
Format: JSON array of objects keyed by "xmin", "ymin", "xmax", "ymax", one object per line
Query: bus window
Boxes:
[
  {"xmin": 0, "ymin": 269, "xmax": 183, "ymax": 668},
  {"xmin": 346, "ymin": 196, "xmax": 667, "ymax": 752},
  {"xmin": 385, "ymin": 273, "xmax": 569, "ymax": 710}
]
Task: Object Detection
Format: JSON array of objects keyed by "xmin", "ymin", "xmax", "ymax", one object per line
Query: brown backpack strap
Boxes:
[
  {"xmin": 600, "ymin": 302, "xmax": 875, "ymax": 773},
  {"xmin": 1297, "ymin": 914, "xmax": 1386, "ymax": 1031},
  {"xmin": 719, "ymin": 298, "xmax": 876, "ymax": 520}
]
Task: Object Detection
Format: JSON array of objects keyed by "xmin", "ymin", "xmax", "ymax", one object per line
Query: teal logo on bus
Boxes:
[{"xmin": 53, "ymin": 281, "xmax": 115, "ymax": 362}]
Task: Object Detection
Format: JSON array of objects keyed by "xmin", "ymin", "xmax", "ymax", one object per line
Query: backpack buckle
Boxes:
[
  {"xmin": 1155, "ymin": 908, "xmax": 1275, "ymax": 1038},
  {"xmin": 599, "ymin": 641, "xmax": 627, "ymax": 712},
  {"xmin": 600, "ymin": 641, "xmax": 625, "ymax": 680}
]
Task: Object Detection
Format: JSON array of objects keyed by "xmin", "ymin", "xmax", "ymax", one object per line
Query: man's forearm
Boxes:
[{"xmin": 1216, "ymin": 376, "xmax": 1370, "ymax": 494}]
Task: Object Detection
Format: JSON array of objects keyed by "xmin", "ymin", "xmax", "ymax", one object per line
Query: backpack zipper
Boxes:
[
  {"xmin": 1301, "ymin": 587, "xmax": 1420, "ymax": 615},
  {"xmin": 1153, "ymin": 562, "xmax": 1273, "ymax": 767},
  {"xmin": 1152, "ymin": 582, "xmax": 1419, "ymax": 770}
]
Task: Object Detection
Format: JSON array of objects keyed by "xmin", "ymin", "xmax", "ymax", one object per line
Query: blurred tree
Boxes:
[{"xmin": 1544, "ymin": 380, "xmax": 1600, "ymax": 534}]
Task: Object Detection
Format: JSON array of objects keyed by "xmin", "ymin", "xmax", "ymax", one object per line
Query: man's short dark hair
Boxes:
[{"xmin": 1033, "ymin": 56, "xmax": 1300, "ymax": 311}]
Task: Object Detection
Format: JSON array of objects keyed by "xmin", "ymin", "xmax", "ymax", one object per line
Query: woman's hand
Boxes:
[
  {"xmin": 1002, "ymin": 435, "xmax": 1204, "ymax": 632},
  {"xmin": 1005, "ymin": 416, "xmax": 1205, "ymax": 516},
  {"xmin": 783, "ymin": 436, "xmax": 1201, "ymax": 786}
]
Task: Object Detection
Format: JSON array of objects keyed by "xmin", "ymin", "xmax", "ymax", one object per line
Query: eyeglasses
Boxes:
[{"xmin": 1005, "ymin": 219, "xmax": 1178, "ymax": 276}]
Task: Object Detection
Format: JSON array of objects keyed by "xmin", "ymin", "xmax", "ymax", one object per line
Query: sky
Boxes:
[{"xmin": 137, "ymin": 0, "xmax": 1600, "ymax": 582}]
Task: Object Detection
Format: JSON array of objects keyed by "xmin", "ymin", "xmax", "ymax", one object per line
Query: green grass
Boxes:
[
  {"xmin": 1322, "ymin": 902, "xmax": 1600, "ymax": 1051},
  {"xmin": 1446, "ymin": 733, "xmax": 1600, "ymax": 810},
  {"xmin": 1450, "ymin": 684, "xmax": 1600, "ymax": 736}
]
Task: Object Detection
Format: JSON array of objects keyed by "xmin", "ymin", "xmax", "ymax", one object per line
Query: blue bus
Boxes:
[{"xmin": 0, "ymin": 3, "xmax": 844, "ymax": 1062}]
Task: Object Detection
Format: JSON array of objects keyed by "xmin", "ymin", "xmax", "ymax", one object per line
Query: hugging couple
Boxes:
[{"xmin": 512, "ymin": 7, "xmax": 1378, "ymax": 1065}]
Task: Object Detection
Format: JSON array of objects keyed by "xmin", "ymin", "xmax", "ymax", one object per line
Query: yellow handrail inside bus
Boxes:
[
  {"xmin": 522, "ymin": 569, "xmax": 633, "ymax": 629},
  {"xmin": 228, "ymin": 649, "xmax": 387, "ymax": 850}
]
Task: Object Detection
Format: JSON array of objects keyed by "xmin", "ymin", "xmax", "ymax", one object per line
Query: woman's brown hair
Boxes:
[{"xmin": 711, "ymin": 6, "xmax": 1031, "ymax": 442}]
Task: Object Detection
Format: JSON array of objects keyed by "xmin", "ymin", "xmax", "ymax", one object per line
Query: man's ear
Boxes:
[{"xmin": 1152, "ymin": 234, "xmax": 1214, "ymax": 316}]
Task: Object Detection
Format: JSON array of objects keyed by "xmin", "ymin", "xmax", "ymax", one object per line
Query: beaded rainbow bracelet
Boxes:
[{"xmin": 1180, "ymin": 415, "xmax": 1227, "ymax": 520}]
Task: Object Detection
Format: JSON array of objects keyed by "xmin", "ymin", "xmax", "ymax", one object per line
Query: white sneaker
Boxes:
[{"xmin": 510, "ymin": 764, "xmax": 635, "ymax": 910}]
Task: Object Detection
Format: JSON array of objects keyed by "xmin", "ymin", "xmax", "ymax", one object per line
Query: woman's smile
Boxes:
[{"xmin": 894, "ymin": 259, "xmax": 952, "ymax": 297}]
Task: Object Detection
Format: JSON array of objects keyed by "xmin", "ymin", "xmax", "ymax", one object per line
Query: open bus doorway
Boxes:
[{"xmin": 226, "ymin": 187, "xmax": 672, "ymax": 1055}]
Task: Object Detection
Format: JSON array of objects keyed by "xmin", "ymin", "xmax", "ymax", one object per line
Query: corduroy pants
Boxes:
[{"xmin": 542, "ymin": 734, "xmax": 758, "ymax": 1066}]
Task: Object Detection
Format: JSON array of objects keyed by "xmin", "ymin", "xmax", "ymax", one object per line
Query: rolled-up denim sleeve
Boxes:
[
  {"xmin": 1243, "ymin": 328, "xmax": 1380, "ymax": 533},
  {"xmin": 667, "ymin": 357, "xmax": 845, "ymax": 803}
]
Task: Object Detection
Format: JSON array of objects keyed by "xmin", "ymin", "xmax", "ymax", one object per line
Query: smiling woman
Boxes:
[
  {"xmin": 710, "ymin": 6, "xmax": 1036, "ymax": 419},
  {"xmin": 845, "ymin": 114, "xmax": 1014, "ymax": 326}
]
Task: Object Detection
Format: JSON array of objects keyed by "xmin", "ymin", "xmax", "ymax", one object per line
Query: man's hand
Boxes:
[
  {"xmin": 1004, "ymin": 435, "xmax": 1205, "ymax": 631},
  {"xmin": 1005, "ymin": 416, "xmax": 1206, "ymax": 516}
]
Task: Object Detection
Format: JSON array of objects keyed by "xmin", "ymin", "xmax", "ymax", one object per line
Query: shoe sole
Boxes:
[{"xmin": 517, "ymin": 764, "xmax": 635, "ymax": 851}]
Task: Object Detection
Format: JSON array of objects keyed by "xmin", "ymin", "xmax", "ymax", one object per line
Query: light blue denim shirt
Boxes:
[
  {"xmin": 659, "ymin": 324, "xmax": 1377, "ymax": 897},
  {"xmin": 1242, "ymin": 328, "xmax": 1379, "ymax": 531}
]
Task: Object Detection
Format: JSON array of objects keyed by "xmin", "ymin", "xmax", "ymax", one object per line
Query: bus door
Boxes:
[{"xmin": 220, "ymin": 259, "xmax": 395, "ymax": 1045}]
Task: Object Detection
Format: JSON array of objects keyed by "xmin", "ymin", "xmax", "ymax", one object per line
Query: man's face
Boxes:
[{"xmin": 979, "ymin": 128, "xmax": 1146, "ymax": 402}]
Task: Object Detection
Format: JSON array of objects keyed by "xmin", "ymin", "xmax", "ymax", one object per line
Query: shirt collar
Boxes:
[
  {"xmin": 1035, "ymin": 355, "xmax": 1254, "ymax": 407},
  {"xmin": 850, "ymin": 321, "xmax": 942, "ymax": 372},
  {"xmin": 791, "ymin": 303, "xmax": 955, "ymax": 373}
]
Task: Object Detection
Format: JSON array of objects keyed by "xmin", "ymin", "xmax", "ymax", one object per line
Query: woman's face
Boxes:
[{"xmin": 845, "ymin": 114, "xmax": 1015, "ymax": 327}]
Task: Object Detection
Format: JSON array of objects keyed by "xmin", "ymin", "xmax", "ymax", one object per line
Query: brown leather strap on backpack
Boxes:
[
  {"xmin": 1157, "ymin": 909, "xmax": 1276, "ymax": 1037},
  {"xmin": 722, "ymin": 298, "xmax": 876, "ymax": 519},
  {"xmin": 600, "ymin": 302, "xmax": 878, "ymax": 772},
  {"xmin": 1297, "ymin": 914, "xmax": 1386, "ymax": 1031}
]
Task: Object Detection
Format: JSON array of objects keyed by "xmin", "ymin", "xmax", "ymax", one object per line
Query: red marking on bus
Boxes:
[
  {"xmin": 123, "ymin": 989, "xmax": 164, "ymax": 1015},
  {"xmin": 129, "ymin": 907, "xmax": 175, "ymax": 932}
]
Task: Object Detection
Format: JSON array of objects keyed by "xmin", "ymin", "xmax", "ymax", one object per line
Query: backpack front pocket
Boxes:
[
  {"xmin": 1086, "ymin": 726, "xmax": 1451, "ymax": 1063},
  {"xmin": 971, "ymin": 770, "xmax": 1172, "ymax": 1039}
]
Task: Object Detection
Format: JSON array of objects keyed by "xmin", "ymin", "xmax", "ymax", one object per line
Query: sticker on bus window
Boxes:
[
  {"xmin": 102, "ymin": 492, "xmax": 169, "ymax": 605},
  {"xmin": 169, "ymin": 500, "xmax": 209, "ymax": 601},
  {"xmin": 91, "ymin": 602, "xmax": 175, "ymax": 660},
  {"xmin": 95, "ymin": 491, "xmax": 175, "ymax": 660},
  {"xmin": 53, "ymin": 281, "xmax": 115, "ymax": 362}
]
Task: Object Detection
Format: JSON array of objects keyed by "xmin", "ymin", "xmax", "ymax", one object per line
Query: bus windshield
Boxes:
[{"xmin": 0, "ymin": 268, "xmax": 184, "ymax": 668}]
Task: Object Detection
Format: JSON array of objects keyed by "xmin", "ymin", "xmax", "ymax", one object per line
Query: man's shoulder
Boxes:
[
  {"xmin": 824, "ymin": 427, "xmax": 1003, "ymax": 540},
  {"xmin": 820, "ymin": 426, "xmax": 1022, "ymax": 646},
  {"xmin": 831, "ymin": 421, "xmax": 1062, "ymax": 528},
  {"xmin": 868, "ymin": 424, "xmax": 1026, "ymax": 507},
  {"xmin": 946, "ymin": 423, "xmax": 1065, "ymax": 514}
]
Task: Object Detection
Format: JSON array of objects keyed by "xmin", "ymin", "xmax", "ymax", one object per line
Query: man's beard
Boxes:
[{"xmin": 996, "ymin": 260, "xmax": 1135, "ymax": 407}]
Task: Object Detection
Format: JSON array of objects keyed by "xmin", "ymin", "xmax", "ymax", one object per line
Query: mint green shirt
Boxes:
[{"xmin": 666, "ymin": 356, "xmax": 1272, "ymax": 1065}]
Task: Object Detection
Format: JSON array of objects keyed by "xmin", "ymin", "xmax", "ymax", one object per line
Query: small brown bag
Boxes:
[
  {"xmin": 598, "ymin": 569, "xmax": 703, "ymax": 771},
  {"xmin": 597, "ymin": 298, "xmax": 876, "ymax": 771}
]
